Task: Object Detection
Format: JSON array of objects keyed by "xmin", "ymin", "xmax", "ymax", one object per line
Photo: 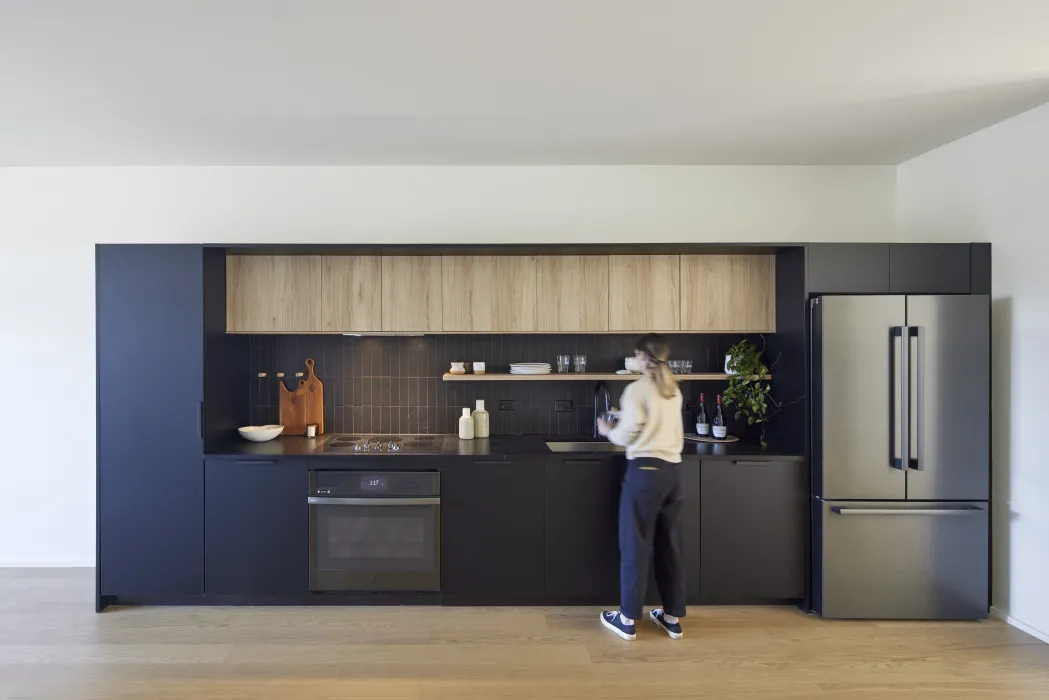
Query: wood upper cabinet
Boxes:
[
  {"xmin": 321, "ymin": 256, "xmax": 381, "ymax": 331},
  {"xmin": 536, "ymin": 256, "xmax": 609, "ymax": 332},
  {"xmin": 227, "ymin": 255, "xmax": 322, "ymax": 332},
  {"xmin": 442, "ymin": 256, "xmax": 537, "ymax": 332},
  {"xmin": 608, "ymin": 255, "xmax": 680, "ymax": 331},
  {"xmin": 681, "ymin": 255, "xmax": 775, "ymax": 332},
  {"xmin": 381, "ymin": 256, "xmax": 443, "ymax": 332}
]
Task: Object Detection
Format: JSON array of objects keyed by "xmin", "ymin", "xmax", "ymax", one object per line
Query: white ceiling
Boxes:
[{"xmin": 3, "ymin": 0, "xmax": 1049, "ymax": 166}]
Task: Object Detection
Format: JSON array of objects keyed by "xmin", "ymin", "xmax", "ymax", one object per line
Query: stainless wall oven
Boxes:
[{"xmin": 308, "ymin": 471, "xmax": 440, "ymax": 592}]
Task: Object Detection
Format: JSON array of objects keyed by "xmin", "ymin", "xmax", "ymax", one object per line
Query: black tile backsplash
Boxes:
[{"xmin": 248, "ymin": 334, "xmax": 755, "ymax": 436}]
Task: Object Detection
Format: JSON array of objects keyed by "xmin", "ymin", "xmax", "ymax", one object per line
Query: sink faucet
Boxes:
[{"xmin": 594, "ymin": 381, "xmax": 612, "ymax": 439}]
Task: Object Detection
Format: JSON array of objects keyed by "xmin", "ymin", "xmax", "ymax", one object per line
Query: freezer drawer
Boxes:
[{"xmin": 816, "ymin": 499, "xmax": 988, "ymax": 620}]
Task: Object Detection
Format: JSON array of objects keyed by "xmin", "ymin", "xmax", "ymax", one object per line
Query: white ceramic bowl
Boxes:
[
  {"xmin": 625, "ymin": 356, "xmax": 645, "ymax": 373},
  {"xmin": 238, "ymin": 425, "xmax": 285, "ymax": 442}
]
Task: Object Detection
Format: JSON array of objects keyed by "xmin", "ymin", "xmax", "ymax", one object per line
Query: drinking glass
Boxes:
[
  {"xmin": 573, "ymin": 355, "xmax": 587, "ymax": 373},
  {"xmin": 683, "ymin": 360, "xmax": 692, "ymax": 375},
  {"xmin": 556, "ymin": 355, "xmax": 571, "ymax": 373}
]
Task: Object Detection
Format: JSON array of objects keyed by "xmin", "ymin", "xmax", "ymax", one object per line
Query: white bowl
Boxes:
[{"xmin": 238, "ymin": 425, "xmax": 285, "ymax": 442}]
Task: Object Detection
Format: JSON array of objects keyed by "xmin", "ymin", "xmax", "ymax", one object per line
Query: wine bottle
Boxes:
[
  {"xmin": 713, "ymin": 394, "xmax": 728, "ymax": 439},
  {"xmin": 696, "ymin": 393, "xmax": 710, "ymax": 437}
]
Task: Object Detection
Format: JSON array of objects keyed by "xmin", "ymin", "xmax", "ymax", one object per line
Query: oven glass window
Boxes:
[{"xmin": 315, "ymin": 506, "xmax": 436, "ymax": 573}]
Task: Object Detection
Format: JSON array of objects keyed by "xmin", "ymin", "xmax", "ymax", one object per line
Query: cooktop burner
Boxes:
[{"xmin": 319, "ymin": 434, "xmax": 445, "ymax": 453}]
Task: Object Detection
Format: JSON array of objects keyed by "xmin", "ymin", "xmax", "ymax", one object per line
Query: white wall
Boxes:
[
  {"xmin": 0, "ymin": 165, "xmax": 895, "ymax": 566},
  {"xmin": 898, "ymin": 103, "xmax": 1049, "ymax": 642}
]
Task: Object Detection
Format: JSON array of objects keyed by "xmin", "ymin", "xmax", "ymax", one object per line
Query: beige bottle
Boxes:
[
  {"xmin": 458, "ymin": 407, "xmax": 475, "ymax": 440},
  {"xmin": 472, "ymin": 400, "xmax": 490, "ymax": 438}
]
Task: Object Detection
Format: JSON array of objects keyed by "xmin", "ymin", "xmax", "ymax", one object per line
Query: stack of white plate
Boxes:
[{"xmin": 510, "ymin": 362, "xmax": 552, "ymax": 375}]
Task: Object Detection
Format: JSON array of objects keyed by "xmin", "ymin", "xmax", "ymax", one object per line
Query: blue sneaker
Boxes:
[
  {"xmin": 600, "ymin": 611, "xmax": 636, "ymax": 640},
  {"xmin": 650, "ymin": 609, "xmax": 683, "ymax": 639}
]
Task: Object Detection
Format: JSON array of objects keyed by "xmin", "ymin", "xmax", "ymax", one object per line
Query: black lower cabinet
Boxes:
[
  {"xmin": 700, "ymin": 460, "xmax": 807, "ymax": 603},
  {"xmin": 544, "ymin": 457, "xmax": 623, "ymax": 604},
  {"xmin": 205, "ymin": 459, "xmax": 309, "ymax": 595},
  {"xmin": 441, "ymin": 459, "xmax": 546, "ymax": 604}
]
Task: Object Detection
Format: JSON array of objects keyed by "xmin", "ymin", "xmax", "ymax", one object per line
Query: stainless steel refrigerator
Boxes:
[{"xmin": 811, "ymin": 295, "xmax": 990, "ymax": 619}]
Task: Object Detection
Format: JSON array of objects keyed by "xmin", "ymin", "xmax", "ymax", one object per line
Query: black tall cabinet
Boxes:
[{"xmin": 96, "ymin": 245, "xmax": 207, "ymax": 609}]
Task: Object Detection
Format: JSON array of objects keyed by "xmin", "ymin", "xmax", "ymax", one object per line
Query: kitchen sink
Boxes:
[{"xmin": 545, "ymin": 441, "xmax": 626, "ymax": 453}]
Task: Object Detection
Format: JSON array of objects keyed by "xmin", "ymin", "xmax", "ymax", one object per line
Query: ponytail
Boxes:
[
  {"xmin": 650, "ymin": 361, "xmax": 678, "ymax": 399},
  {"xmin": 635, "ymin": 334, "xmax": 678, "ymax": 399}
]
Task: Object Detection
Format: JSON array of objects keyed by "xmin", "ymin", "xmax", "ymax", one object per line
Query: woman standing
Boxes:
[{"xmin": 597, "ymin": 334, "xmax": 686, "ymax": 640}]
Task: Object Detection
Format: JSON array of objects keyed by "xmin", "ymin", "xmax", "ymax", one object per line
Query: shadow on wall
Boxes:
[{"xmin": 992, "ymin": 297, "xmax": 1012, "ymax": 614}]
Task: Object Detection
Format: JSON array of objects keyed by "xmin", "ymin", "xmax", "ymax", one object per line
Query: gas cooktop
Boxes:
[{"xmin": 317, "ymin": 434, "xmax": 445, "ymax": 454}]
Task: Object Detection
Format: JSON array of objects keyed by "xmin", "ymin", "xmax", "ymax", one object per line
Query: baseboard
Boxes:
[{"xmin": 991, "ymin": 606, "xmax": 1049, "ymax": 645}]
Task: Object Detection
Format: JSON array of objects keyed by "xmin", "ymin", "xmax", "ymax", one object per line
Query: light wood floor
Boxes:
[{"xmin": 2, "ymin": 570, "xmax": 1048, "ymax": 699}]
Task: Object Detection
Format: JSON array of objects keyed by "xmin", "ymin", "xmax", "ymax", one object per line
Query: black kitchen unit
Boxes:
[{"xmin": 96, "ymin": 241, "xmax": 988, "ymax": 613}]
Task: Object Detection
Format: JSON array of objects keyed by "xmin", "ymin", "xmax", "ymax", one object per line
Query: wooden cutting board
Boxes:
[
  {"xmin": 301, "ymin": 357, "xmax": 325, "ymax": 435},
  {"xmin": 278, "ymin": 358, "xmax": 325, "ymax": 436},
  {"xmin": 279, "ymin": 379, "xmax": 308, "ymax": 436}
]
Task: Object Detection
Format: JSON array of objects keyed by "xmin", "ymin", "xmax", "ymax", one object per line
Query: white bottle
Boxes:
[
  {"xmin": 473, "ymin": 400, "xmax": 490, "ymax": 438},
  {"xmin": 458, "ymin": 407, "xmax": 475, "ymax": 440}
]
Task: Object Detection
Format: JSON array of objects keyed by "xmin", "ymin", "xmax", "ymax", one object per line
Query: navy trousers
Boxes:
[{"xmin": 618, "ymin": 458, "xmax": 687, "ymax": 620}]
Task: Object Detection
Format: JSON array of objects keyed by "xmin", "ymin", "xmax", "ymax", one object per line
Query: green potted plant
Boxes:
[{"xmin": 722, "ymin": 339, "xmax": 774, "ymax": 447}]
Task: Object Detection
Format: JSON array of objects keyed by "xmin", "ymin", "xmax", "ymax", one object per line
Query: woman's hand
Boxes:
[{"xmin": 596, "ymin": 408, "xmax": 619, "ymax": 437}]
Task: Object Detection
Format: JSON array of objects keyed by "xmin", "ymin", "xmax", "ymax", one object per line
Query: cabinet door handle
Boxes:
[
  {"xmin": 733, "ymin": 461, "xmax": 773, "ymax": 467},
  {"xmin": 473, "ymin": 460, "xmax": 509, "ymax": 465},
  {"xmin": 236, "ymin": 460, "xmax": 277, "ymax": 465},
  {"xmin": 197, "ymin": 401, "xmax": 204, "ymax": 440},
  {"xmin": 563, "ymin": 459, "xmax": 605, "ymax": 465}
]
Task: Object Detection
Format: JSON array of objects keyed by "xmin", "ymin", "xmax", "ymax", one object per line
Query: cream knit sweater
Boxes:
[{"xmin": 606, "ymin": 376, "xmax": 684, "ymax": 463}]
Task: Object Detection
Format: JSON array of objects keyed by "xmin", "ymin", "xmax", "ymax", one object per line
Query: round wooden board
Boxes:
[{"xmin": 685, "ymin": 434, "xmax": 740, "ymax": 444}]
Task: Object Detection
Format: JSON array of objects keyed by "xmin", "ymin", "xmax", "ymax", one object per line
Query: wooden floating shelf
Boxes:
[{"xmin": 442, "ymin": 373, "xmax": 771, "ymax": 382}]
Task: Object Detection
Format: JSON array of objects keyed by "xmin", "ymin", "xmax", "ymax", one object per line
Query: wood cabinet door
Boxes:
[
  {"xmin": 442, "ymin": 256, "xmax": 537, "ymax": 331},
  {"xmin": 608, "ymin": 255, "xmax": 680, "ymax": 331},
  {"xmin": 381, "ymin": 256, "xmax": 443, "ymax": 332},
  {"xmin": 320, "ymin": 256, "xmax": 382, "ymax": 332},
  {"xmin": 681, "ymin": 255, "xmax": 776, "ymax": 332},
  {"xmin": 536, "ymin": 255, "xmax": 609, "ymax": 331},
  {"xmin": 226, "ymin": 255, "xmax": 322, "ymax": 332}
]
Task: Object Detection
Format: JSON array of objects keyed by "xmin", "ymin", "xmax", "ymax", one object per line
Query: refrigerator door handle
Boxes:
[
  {"xmin": 831, "ymin": 506, "xmax": 982, "ymax": 516},
  {"xmin": 890, "ymin": 327, "xmax": 906, "ymax": 469},
  {"xmin": 908, "ymin": 326, "xmax": 924, "ymax": 471}
]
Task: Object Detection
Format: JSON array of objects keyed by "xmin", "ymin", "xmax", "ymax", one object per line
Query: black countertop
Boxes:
[{"xmin": 207, "ymin": 434, "xmax": 803, "ymax": 462}]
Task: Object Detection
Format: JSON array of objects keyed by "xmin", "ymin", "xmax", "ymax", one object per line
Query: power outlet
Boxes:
[
  {"xmin": 499, "ymin": 399, "xmax": 516, "ymax": 411},
  {"xmin": 554, "ymin": 399, "xmax": 574, "ymax": 412}
]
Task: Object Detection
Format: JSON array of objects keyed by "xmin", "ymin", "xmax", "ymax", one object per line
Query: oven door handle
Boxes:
[{"xmin": 308, "ymin": 497, "xmax": 440, "ymax": 506}]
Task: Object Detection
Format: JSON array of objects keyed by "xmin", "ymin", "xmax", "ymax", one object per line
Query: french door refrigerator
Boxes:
[{"xmin": 811, "ymin": 295, "xmax": 990, "ymax": 619}]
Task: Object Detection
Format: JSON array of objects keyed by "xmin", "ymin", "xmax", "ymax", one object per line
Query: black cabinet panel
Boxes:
[
  {"xmin": 205, "ymin": 459, "xmax": 308, "ymax": 595},
  {"xmin": 97, "ymin": 245, "xmax": 205, "ymax": 597},
  {"xmin": 700, "ymin": 460, "xmax": 807, "ymax": 603},
  {"xmin": 545, "ymin": 458, "xmax": 623, "ymax": 603},
  {"xmin": 890, "ymin": 244, "xmax": 971, "ymax": 294},
  {"xmin": 441, "ymin": 459, "xmax": 546, "ymax": 603},
  {"xmin": 970, "ymin": 243, "xmax": 991, "ymax": 295},
  {"xmin": 807, "ymin": 244, "xmax": 889, "ymax": 294}
]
